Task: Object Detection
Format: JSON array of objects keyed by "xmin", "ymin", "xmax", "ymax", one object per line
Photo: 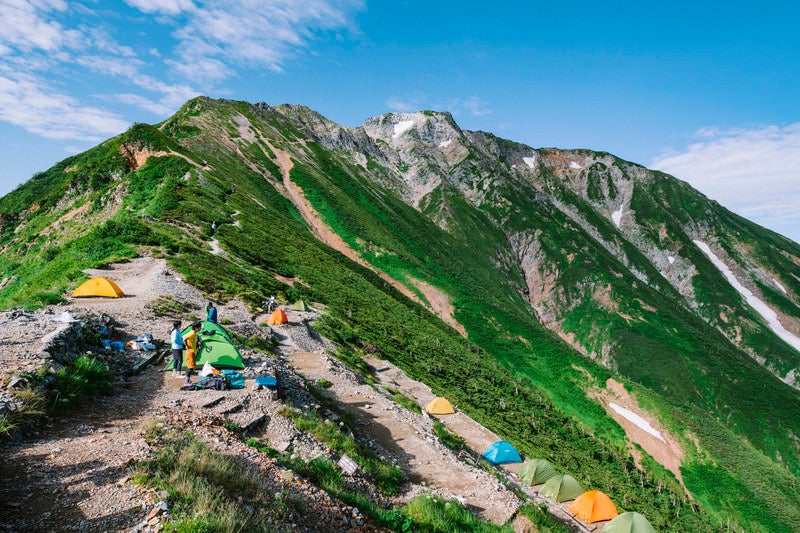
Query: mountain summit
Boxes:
[{"xmin": 1, "ymin": 96, "xmax": 799, "ymax": 531}]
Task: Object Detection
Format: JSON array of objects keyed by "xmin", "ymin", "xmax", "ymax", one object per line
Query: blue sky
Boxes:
[{"xmin": 1, "ymin": 0, "xmax": 799, "ymax": 242}]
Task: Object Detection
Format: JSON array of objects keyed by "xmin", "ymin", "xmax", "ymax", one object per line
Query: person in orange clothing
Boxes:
[{"xmin": 183, "ymin": 322, "xmax": 202, "ymax": 385}]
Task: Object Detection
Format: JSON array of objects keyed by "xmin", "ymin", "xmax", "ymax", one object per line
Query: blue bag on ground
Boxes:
[{"xmin": 221, "ymin": 369, "xmax": 245, "ymax": 389}]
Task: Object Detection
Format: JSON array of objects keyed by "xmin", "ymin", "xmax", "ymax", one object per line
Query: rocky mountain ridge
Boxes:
[{"xmin": 2, "ymin": 96, "xmax": 800, "ymax": 531}]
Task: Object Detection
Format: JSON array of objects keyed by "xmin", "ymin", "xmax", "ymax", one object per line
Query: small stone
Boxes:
[{"xmin": 157, "ymin": 490, "xmax": 170, "ymax": 501}]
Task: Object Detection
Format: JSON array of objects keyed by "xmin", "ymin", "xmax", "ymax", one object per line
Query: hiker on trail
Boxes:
[
  {"xmin": 170, "ymin": 320, "xmax": 183, "ymax": 377},
  {"xmin": 266, "ymin": 295, "xmax": 275, "ymax": 313},
  {"xmin": 183, "ymin": 322, "xmax": 201, "ymax": 385},
  {"xmin": 206, "ymin": 301, "xmax": 218, "ymax": 323},
  {"xmin": 211, "ymin": 220, "xmax": 217, "ymax": 234}
]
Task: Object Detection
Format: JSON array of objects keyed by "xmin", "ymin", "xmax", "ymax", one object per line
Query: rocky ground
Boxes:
[{"xmin": 0, "ymin": 257, "xmax": 593, "ymax": 532}]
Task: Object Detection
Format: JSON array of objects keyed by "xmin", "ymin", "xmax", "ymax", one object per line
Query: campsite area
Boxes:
[{"xmin": 0, "ymin": 257, "xmax": 652, "ymax": 531}]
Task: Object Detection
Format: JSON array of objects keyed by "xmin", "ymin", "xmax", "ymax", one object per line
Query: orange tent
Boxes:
[
  {"xmin": 568, "ymin": 490, "xmax": 618, "ymax": 524},
  {"xmin": 266, "ymin": 308, "xmax": 288, "ymax": 325},
  {"xmin": 71, "ymin": 277, "xmax": 124, "ymax": 298}
]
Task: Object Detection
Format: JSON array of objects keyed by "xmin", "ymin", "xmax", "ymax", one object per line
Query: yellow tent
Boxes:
[
  {"xmin": 568, "ymin": 490, "xmax": 619, "ymax": 524},
  {"xmin": 72, "ymin": 277, "xmax": 124, "ymax": 298},
  {"xmin": 425, "ymin": 397, "xmax": 455, "ymax": 415}
]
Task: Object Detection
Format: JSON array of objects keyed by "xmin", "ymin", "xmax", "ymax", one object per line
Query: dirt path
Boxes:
[
  {"xmin": 263, "ymin": 139, "xmax": 465, "ymax": 336},
  {"xmin": 288, "ymin": 350, "xmax": 522, "ymax": 525}
]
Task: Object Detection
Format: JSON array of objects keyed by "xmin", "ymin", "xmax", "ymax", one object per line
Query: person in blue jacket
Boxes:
[{"xmin": 206, "ymin": 301, "xmax": 218, "ymax": 323}]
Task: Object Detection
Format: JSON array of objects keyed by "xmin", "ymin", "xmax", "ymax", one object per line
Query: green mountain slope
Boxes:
[{"xmin": 2, "ymin": 96, "xmax": 799, "ymax": 531}]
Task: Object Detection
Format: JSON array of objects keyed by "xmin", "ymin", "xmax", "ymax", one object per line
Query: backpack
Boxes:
[{"xmin": 194, "ymin": 374, "xmax": 230, "ymax": 391}]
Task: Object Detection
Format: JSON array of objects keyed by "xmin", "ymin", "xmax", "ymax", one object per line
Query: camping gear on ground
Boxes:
[
  {"xmin": 188, "ymin": 373, "xmax": 230, "ymax": 391},
  {"xmin": 601, "ymin": 512, "xmax": 657, "ymax": 533},
  {"xmin": 425, "ymin": 397, "xmax": 455, "ymax": 415},
  {"xmin": 568, "ymin": 490, "xmax": 619, "ymax": 524},
  {"xmin": 518, "ymin": 458, "xmax": 557, "ymax": 486},
  {"xmin": 166, "ymin": 321, "xmax": 245, "ymax": 371},
  {"xmin": 481, "ymin": 440, "xmax": 522, "ymax": 465},
  {"xmin": 103, "ymin": 339, "xmax": 125, "ymax": 351},
  {"xmin": 539, "ymin": 473, "xmax": 584, "ymax": 502},
  {"xmin": 291, "ymin": 299, "xmax": 311, "ymax": 311},
  {"xmin": 256, "ymin": 375, "xmax": 278, "ymax": 387},
  {"xmin": 72, "ymin": 277, "xmax": 124, "ymax": 298},
  {"xmin": 267, "ymin": 308, "xmax": 287, "ymax": 325},
  {"xmin": 199, "ymin": 361, "xmax": 215, "ymax": 377},
  {"xmin": 221, "ymin": 369, "xmax": 245, "ymax": 389}
]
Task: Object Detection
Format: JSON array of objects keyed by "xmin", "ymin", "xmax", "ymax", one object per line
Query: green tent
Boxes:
[
  {"xmin": 167, "ymin": 321, "xmax": 245, "ymax": 370},
  {"xmin": 291, "ymin": 299, "xmax": 311, "ymax": 311},
  {"xmin": 602, "ymin": 512, "xmax": 656, "ymax": 533},
  {"xmin": 518, "ymin": 458, "xmax": 557, "ymax": 486},
  {"xmin": 539, "ymin": 473, "xmax": 583, "ymax": 503}
]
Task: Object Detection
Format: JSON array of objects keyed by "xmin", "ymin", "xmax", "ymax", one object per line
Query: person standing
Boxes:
[
  {"xmin": 206, "ymin": 302, "xmax": 218, "ymax": 323},
  {"xmin": 170, "ymin": 320, "xmax": 184, "ymax": 377},
  {"xmin": 183, "ymin": 322, "xmax": 201, "ymax": 385}
]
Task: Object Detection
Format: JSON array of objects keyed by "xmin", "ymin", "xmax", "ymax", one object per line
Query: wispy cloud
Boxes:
[
  {"xmin": 0, "ymin": 70, "xmax": 129, "ymax": 140},
  {"xmin": 163, "ymin": 0, "xmax": 364, "ymax": 81},
  {"xmin": 0, "ymin": 0, "xmax": 364, "ymax": 145},
  {"xmin": 651, "ymin": 124, "xmax": 800, "ymax": 241}
]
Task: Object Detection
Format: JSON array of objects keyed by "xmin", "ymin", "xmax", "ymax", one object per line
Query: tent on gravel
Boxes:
[
  {"xmin": 425, "ymin": 397, "xmax": 455, "ymax": 415},
  {"xmin": 71, "ymin": 277, "xmax": 124, "ymax": 298},
  {"xmin": 167, "ymin": 321, "xmax": 245, "ymax": 370},
  {"xmin": 568, "ymin": 490, "xmax": 618, "ymax": 523},
  {"xmin": 539, "ymin": 473, "xmax": 584, "ymax": 503},
  {"xmin": 601, "ymin": 512, "xmax": 656, "ymax": 533},
  {"xmin": 482, "ymin": 440, "xmax": 522, "ymax": 465},
  {"xmin": 518, "ymin": 458, "xmax": 557, "ymax": 486},
  {"xmin": 267, "ymin": 308, "xmax": 288, "ymax": 325}
]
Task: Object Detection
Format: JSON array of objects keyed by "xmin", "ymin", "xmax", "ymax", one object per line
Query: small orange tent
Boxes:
[
  {"xmin": 425, "ymin": 397, "xmax": 455, "ymax": 415},
  {"xmin": 72, "ymin": 277, "xmax": 124, "ymax": 298},
  {"xmin": 266, "ymin": 308, "xmax": 288, "ymax": 325},
  {"xmin": 568, "ymin": 490, "xmax": 618, "ymax": 524}
]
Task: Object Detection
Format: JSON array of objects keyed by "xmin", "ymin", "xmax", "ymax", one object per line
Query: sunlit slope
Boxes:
[{"xmin": 1, "ymin": 97, "xmax": 799, "ymax": 530}]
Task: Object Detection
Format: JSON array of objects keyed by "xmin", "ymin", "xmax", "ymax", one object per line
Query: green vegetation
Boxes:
[
  {"xmin": 280, "ymin": 406, "xmax": 404, "ymax": 495},
  {"xmin": 3, "ymin": 97, "xmax": 799, "ymax": 531},
  {"xmin": 134, "ymin": 425, "xmax": 297, "ymax": 532},
  {"xmin": 385, "ymin": 386, "xmax": 422, "ymax": 414},
  {"xmin": 2, "ymin": 354, "xmax": 112, "ymax": 440},
  {"xmin": 432, "ymin": 421, "xmax": 465, "ymax": 451}
]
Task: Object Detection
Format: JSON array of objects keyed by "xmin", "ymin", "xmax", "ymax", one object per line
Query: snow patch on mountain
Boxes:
[
  {"xmin": 523, "ymin": 156, "xmax": 536, "ymax": 168},
  {"xmin": 610, "ymin": 402, "xmax": 665, "ymax": 442},
  {"xmin": 611, "ymin": 206, "xmax": 624, "ymax": 228},
  {"xmin": 694, "ymin": 240, "xmax": 800, "ymax": 351},
  {"xmin": 394, "ymin": 120, "xmax": 415, "ymax": 137},
  {"xmin": 570, "ymin": 161, "xmax": 582, "ymax": 169}
]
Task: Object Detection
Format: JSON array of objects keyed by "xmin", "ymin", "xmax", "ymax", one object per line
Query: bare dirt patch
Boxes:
[{"xmin": 591, "ymin": 378, "xmax": 686, "ymax": 487}]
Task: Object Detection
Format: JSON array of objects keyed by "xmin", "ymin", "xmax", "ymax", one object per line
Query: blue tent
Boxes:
[{"xmin": 482, "ymin": 440, "xmax": 522, "ymax": 465}]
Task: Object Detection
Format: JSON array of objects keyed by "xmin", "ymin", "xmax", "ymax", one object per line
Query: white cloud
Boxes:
[
  {"xmin": 124, "ymin": 0, "xmax": 196, "ymax": 15},
  {"xmin": 0, "ymin": 72, "xmax": 129, "ymax": 140},
  {"xmin": 134, "ymin": 0, "xmax": 364, "ymax": 81},
  {"xmin": 0, "ymin": 0, "xmax": 80, "ymax": 53},
  {"xmin": 462, "ymin": 95, "xmax": 490, "ymax": 117},
  {"xmin": 651, "ymin": 124, "xmax": 800, "ymax": 243},
  {"xmin": 386, "ymin": 95, "xmax": 425, "ymax": 113}
]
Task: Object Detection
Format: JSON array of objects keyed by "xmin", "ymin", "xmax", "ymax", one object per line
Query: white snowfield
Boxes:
[
  {"xmin": 439, "ymin": 139, "xmax": 452, "ymax": 148},
  {"xmin": 393, "ymin": 120, "xmax": 414, "ymax": 137},
  {"xmin": 523, "ymin": 155, "xmax": 536, "ymax": 168},
  {"xmin": 570, "ymin": 161, "xmax": 582, "ymax": 169},
  {"xmin": 610, "ymin": 402, "xmax": 665, "ymax": 442},
  {"xmin": 694, "ymin": 240, "xmax": 800, "ymax": 352},
  {"xmin": 668, "ymin": 255, "xmax": 676, "ymax": 265},
  {"xmin": 611, "ymin": 206, "xmax": 623, "ymax": 227}
]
